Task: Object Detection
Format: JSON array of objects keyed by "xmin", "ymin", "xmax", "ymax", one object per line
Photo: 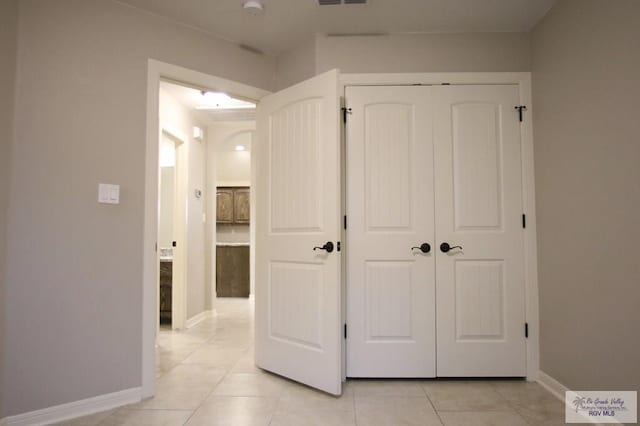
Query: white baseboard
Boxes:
[
  {"xmin": 536, "ymin": 370, "xmax": 568, "ymax": 402},
  {"xmin": 4, "ymin": 387, "xmax": 141, "ymax": 426},
  {"xmin": 186, "ymin": 310, "xmax": 212, "ymax": 329},
  {"xmin": 536, "ymin": 371, "xmax": 622, "ymax": 426}
]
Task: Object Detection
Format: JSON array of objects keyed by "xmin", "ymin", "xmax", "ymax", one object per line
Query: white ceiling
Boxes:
[
  {"xmin": 116, "ymin": 0, "xmax": 557, "ymax": 55},
  {"xmin": 161, "ymin": 81, "xmax": 257, "ymax": 122}
]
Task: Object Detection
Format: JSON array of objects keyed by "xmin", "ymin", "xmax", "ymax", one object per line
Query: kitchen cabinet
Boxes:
[
  {"xmin": 216, "ymin": 188, "xmax": 234, "ymax": 223},
  {"xmin": 159, "ymin": 260, "xmax": 172, "ymax": 324},
  {"xmin": 216, "ymin": 245, "xmax": 250, "ymax": 297},
  {"xmin": 233, "ymin": 188, "xmax": 250, "ymax": 223},
  {"xmin": 216, "ymin": 187, "xmax": 250, "ymax": 224}
]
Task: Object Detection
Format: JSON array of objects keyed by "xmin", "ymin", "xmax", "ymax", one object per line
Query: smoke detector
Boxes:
[{"xmin": 242, "ymin": 0, "xmax": 264, "ymax": 15}]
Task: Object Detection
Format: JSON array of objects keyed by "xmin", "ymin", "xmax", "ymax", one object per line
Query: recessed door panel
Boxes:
[
  {"xmin": 270, "ymin": 98, "xmax": 323, "ymax": 233},
  {"xmin": 452, "ymin": 103, "xmax": 503, "ymax": 231},
  {"xmin": 347, "ymin": 86, "xmax": 435, "ymax": 378},
  {"xmin": 365, "ymin": 261, "xmax": 413, "ymax": 340},
  {"xmin": 269, "ymin": 262, "xmax": 323, "ymax": 349},
  {"xmin": 364, "ymin": 103, "xmax": 413, "ymax": 230},
  {"xmin": 455, "ymin": 260, "xmax": 505, "ymax": 341}
]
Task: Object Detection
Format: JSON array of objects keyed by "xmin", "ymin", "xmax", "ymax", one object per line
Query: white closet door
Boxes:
[
  {"xmin": 434, "ymin": 85, "xmax": 526, "ymax": 376},
  {"xmin": 346, "ymin": 86, "xmax": 436, "ymax": 377},
  {"xmin": 255, "ymin": 70, "xmax": 342, "ymax": 395}
]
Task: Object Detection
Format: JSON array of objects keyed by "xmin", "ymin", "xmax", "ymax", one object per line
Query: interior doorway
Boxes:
[
  {"xmin": 211, "ymin": 127, "xmax": 255, "ymax": 303},
  {"xmin": 158, "ymin": 130, "xmax": 185, "ymax": 329},
  {"xmin": 144, "ymin": 60, "xmax": 269, "ymax": 397}
]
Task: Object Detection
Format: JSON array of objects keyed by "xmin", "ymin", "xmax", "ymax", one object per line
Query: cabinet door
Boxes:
[
  {"xmin": 216, "ymin": 189, "xmax": 234, "ymax": 223},
  {"xmin": 216, "ymin": 246, "xmax": 250, "ymax": 297},
  {"xmin": 233, "ymin": 188, "xmax": 250, "ymax": 223}
]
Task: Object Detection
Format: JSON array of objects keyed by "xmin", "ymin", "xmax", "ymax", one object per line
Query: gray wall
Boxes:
[
  {"xmin": 275, "ymin": 38, "xmax": 317, "ymax": 90},
  {"xmin": 532, "ymin": 0, "xmax": 640, "ymax": 391},
  {"xmin": 4, "ymin": 0, "xmax": 275, "ymax": 416},
  {"xmin": 274, "ymin": 33, "xmax": 532, "ymax": 89},
  {"xmin": 0, "ymin": 0, "xmax": 19, "ymax": 419},
  {"xmin": 316, "ymin": 33, "xmax": 531, "ymax": 73}
]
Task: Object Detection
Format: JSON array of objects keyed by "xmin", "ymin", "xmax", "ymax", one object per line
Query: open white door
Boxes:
[{"xmin": 254, "ymin": 70, "xmax": 342, "ymax": 395}]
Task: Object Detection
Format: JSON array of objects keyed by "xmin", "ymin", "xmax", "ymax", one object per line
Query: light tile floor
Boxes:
[{"xmin": 56, "ymin": 298, "xmax": 569, "ymax": 426}]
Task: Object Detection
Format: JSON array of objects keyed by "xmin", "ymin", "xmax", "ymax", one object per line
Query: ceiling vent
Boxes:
[{"xmin": 317, "ymin": 0, "xmax": 366, "ymax": 5}]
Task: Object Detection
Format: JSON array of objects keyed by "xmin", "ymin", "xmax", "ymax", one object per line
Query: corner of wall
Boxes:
[{"xmin": 0, "ymin": 0, "xmax": 19, "ymax": 419}]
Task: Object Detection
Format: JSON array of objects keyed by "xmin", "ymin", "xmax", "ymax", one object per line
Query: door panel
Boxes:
[
  {"xmin": 434, "ymin": 85, "xmax": 526, "ymax": 377},
  {"xmin": 255, "ymin": 70, "xmax": 342, "ymax": 395},
  {"xmin": 452, "ymin": 103, "xmax": 503, "ymax": 230},
  {"xmin": 346, "ymin": 86, "xmax": 436, "ymax": 377}
]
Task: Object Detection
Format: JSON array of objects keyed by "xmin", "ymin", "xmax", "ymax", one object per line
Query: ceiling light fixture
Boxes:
[
  {"xmin": 235, "ymin": 145, "xmax": 246, "ymax": 151},
  {"xmin": 242, "ymin": 0, "xmax": 264, "ymax": 15}
]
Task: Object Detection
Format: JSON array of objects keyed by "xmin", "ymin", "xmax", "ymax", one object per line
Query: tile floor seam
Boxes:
[
  {"xmin": 423, "ymin": 385, "xmax": 446, "ymax": 426},
  {"xmin": 352, "ymin": 381, "xmax": 359, "ymax": 426},
  {"xmin": 487, "ymin": 383, "xmax": 551, "ymax": 425},
  {"xmin": 180, "ymin": 327, "xmax": 254, "ymax": 424}
]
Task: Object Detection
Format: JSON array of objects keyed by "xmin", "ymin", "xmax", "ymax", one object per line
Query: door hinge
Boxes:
[
  {"xmin": 522, "ymin": 214, "xmax": 526, "ymax": 229},
  {"xmin": 344, "ymin": 324, "xmax": 347, "ymax": 339},
  {"xmin": 337, "ymin": 241, "xmax": 341, "ymax": 252},
  {"xmin": 341, "ymin": 107, "xmax": 352, "ymax": 123},
  {"xmin": 525, "ymin": 322, "xmax": 529, "ymax": 338},
  {"xmin": 515, "ymin": 105, "xmax": 527, "ymax": 122},
  {"xmin": 343, "ymin": 215, "xmax": 347, "ymax": 230}
]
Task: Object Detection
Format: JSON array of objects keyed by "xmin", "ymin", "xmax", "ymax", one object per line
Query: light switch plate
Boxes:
[{"xmin": 98, "ymin": 183, "xmax": 120, "ymax": 204}]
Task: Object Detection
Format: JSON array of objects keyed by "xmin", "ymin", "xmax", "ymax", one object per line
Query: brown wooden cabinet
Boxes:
[
  {"xmin": 216, "ymin": 188, "xmax": 234, "ymax": 223},
  {"xmin": 233, "ymin": 188, "xmax": 250, "ymax": 223},
  {"xmin": 216, "ymin": 187, "xmax": 250, "ymax": 224},
  {"xmin": 159, "ymin": 261, "xmax": 172, "ymax": 324},
  {"xmin": 216, "ymin": 245, "xmax": 250, "ymax": 297}
]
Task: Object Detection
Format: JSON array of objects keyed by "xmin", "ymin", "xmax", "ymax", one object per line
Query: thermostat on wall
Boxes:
[
  {"xmin": 193, "ymin": 126, "xmax": 203, "ymax": 142},
  {"xmin": 98, "ymin": 183, "xmax": 120, "ymax": 204}
]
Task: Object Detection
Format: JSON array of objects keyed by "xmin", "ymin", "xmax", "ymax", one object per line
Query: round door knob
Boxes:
[
  {"xmin": 411, "ymin": 243, "xmax": 431, "ymax": 254},
  {"xmin": 440, "ymin": 242, "xmax": 463, "ymax": 253}
]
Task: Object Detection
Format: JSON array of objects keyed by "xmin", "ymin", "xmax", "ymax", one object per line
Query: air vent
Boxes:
[{"xmin": 318, "ymin": 0, "xmax": 366, "ymax": 5}]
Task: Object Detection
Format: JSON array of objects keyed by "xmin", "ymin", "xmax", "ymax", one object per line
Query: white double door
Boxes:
[
  {"xmin": 346, "ymin": 84, "xmax": 527, "ymax": 377},
  {"xmin": 253, "ymin": 71, "xmax": 527, "ymax": 397}
]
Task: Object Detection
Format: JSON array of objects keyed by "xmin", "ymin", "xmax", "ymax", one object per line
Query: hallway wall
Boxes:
[
  {"xmin": 0, "ymin": 0, "xmax": 19, "ymax": 419},
  {"xmin": 159, "ymin": 87, "xmax": 208, "ymax": 322},
  {"xmin": 4, "ymin": 0, "xmax": 275, "ymax": 417},
  {"xmin": 531, "ymin": 0, "xmax": 640, "ymax": 391}
]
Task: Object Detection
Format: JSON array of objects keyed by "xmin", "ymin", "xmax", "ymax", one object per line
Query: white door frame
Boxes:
[
  {"xmin": 340, "ymin": 72, "xmax": 540, "ymax": 381},
  {"xmin": 144, "ymin": 59, "xmax": 270, "ymax": 398}
]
